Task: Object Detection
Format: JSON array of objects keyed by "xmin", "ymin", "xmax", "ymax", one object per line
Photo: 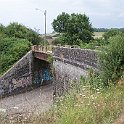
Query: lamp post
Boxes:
[
  {"xmin": 44, "ymin": 10, "xmax": 47, "ymax": 43},
  {"xmin": 35, "ymin": 8, "xmax": 47, "ymax": 45}
]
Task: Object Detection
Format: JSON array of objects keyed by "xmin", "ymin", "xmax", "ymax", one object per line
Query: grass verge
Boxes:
[{"xmin": 1, "ymin": 79, "xmax": 124, "ymax": 124}]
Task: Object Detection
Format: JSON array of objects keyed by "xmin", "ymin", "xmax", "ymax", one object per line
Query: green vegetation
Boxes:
[
  {"xmin": 80, "ymin": 30, "xmax": 124, "ymax": 50},
  {"xmin": 0, "ymin": 22, "xmax": 43, "ymax": 75},
  {"xmin": 80, "ymin": 38, "xmax": 107, "ymax": 50},
  {"xmin": 0, "ymin": 37, "xmax": 31, "ymax": 75},
  {"xmin": 103, "ymin": 29, "xmax": 123, "ymax": 40},
  {"xmin": 52, "ymin": 12, "xmax": 93, "ymax": 45},
  {"xmin": 47, "ymin": 54, "xmax": 54, "ymax": 63},
  {"xmin": 1, "ymin": 22, "xmax": 41, "ymax": 45},
  {"xmin": 93, "ymin": 28, "xmax": 108, "ymax": 32},
  {"xmin": 80, "ymin": 31, "xmax": 124, "ymax": 86},
  {"xmin": 99, "ymin": 34, "xmax": 124, "ymax": 85},
  {"xmin": 51, "ymin": 79, "xmax": 124, "ymax": 124},
  {"xmin": 52, "ymin": 14, "xmax": 124, "ymax": 52},
  {"xmin": 93, "ymin": 28, "xmax": 124, "ymax": 32}
]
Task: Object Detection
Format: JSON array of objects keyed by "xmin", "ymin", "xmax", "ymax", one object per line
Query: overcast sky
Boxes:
[{"xmin": 0, "ymin": 0, "xmax": 124, "ymax": 34}]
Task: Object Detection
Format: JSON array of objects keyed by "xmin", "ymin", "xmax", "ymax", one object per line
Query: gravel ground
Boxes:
[{"xmin": 0, "ymin": 84, "xmax": 53, "ymax": 117}]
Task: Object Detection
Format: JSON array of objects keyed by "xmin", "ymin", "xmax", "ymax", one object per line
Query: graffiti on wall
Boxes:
[
  {"xmin": 34, "ymin": 71, "xmax": 43, "ymax": 85},
  {"xmin": 34, "ymin": 68, "xmax": 52, "ymax": 85},
  {"xmin": 43, "ymin": 69, "xmax": 52, "ymax": 81}
]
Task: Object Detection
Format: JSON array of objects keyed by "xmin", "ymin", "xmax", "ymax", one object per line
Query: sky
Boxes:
[{"xmin": 0, "ymin": 0, "xmax": 124, "ymax": 34}]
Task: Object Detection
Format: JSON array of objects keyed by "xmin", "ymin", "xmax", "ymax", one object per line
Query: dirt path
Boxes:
[
  {"xmin": 114, "ymin": 113, "xmax": 124, "ymax": 124},
  {"xmin": 0, "ymin": 84, "xmax": 53, "ymax": 117}
]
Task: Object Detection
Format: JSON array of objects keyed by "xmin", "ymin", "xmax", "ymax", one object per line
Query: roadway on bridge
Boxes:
[{"xmin": 0, "ymin": 84, "xmax": 53, "ymax": 118}]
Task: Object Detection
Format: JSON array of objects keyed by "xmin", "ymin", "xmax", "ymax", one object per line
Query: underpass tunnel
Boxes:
[{"xmin": 33, "ymin": 58, "xmax": 52, "ymax": 87}]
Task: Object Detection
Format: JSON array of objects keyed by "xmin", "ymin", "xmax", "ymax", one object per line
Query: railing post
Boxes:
[
  {"xmin": 31, "ymin": 46, "xmax": 34, "ymax": 51},
  {"xmin": 43, "ymin": 46, "xmax": 44, "ymax": 52},
  {"xmin": 46, "ymin": 46, "xmax": 47, "ymax": 52},
  {"xmin": 38, "ymin": 45, "xmax": 40, "ymax": 51}
]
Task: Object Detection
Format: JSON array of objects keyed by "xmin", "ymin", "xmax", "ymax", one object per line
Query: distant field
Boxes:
[
  {"xmin": 48, "ymin": 32, "xmax": 105, "ymax": 39},
  {"xmin": 94, "ymin": 32, "xmax": 105, "ymax": 38},
  {"xmin": 45, "ymin": 32, "xmax": 105, "ymax": 44}
]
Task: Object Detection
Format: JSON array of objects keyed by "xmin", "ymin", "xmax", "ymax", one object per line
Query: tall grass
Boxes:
[
  {"xmin": 3, "ymin": 77, "xmax": 124, "ymax": 124},
  {"xmin": 52, "ymin": 78, "xmax": 124, "ymax": 124}
]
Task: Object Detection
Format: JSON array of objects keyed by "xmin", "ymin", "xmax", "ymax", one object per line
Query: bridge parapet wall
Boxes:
[
  {"xmin": 53, "ymin": 46, "xmax": 98, "ymax": 70},
  {"xmin": 32, "ymin": 45, "xmax": 52, "ymax": 53},
  {"xmin": 52, "ymin": 46, "xmax": 98, "ymax": 96}
]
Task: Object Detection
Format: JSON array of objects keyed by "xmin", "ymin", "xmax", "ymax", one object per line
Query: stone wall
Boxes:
[
  {"xmin": 0, "ymin": 51, "xmax": 33, "ymax": 96},
  {"xmin": 0, "ymin": 46, "xmax": 98, "ymax": 98},
  {"xmin": 53, "ymin": 46, "xmax": 98, "ymax": 96}
]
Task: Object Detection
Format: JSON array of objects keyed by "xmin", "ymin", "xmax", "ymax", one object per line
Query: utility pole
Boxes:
[
  {"xmin": 35, "ymin": 8, "xmax": 47, "ymax": 45},
  {"xmin": 44, "ymin": 10, "xmax": 47, "ymax": 43}
]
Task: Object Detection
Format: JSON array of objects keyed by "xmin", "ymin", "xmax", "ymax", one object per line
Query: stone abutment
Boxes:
[{"xmin": 0, "ymin": 46, "xmax": 98, "ymax": 97}]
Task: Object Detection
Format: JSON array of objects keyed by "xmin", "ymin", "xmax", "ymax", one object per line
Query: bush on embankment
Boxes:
[
  {"xmin": 0, "ymin": 37, "xmax": 31, "ymax": 75},
  {"xmin": 0, "ymin": 22, "xmax": 42, "ymax": 45},
  {"xmin": 0, "ymin": 22, "xmax": 44, "ymax": 75},
  {"xmin": 99, "ymin": 34, "xmax": 124, "ymax": 85}
]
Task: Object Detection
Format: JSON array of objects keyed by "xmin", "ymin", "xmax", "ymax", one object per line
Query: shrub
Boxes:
[
  {"xmin": 99, "ymin": 34, "xmax": 124, "ymax": 85},
  {"xmin": 103, "ymin": 29, "xmax": 123, "ymax": 41},
  {"xmin": 5, "ymin": 22, "xmax": 42, "ymax": 45},
  {"xmin": 0, "ymin": 22, "xmax": 44, "ymax": 75},
  {"xmin": 0, "ymin": 37, "xmax": 31, "ymax": 75},
  {"xmin": 52, "ymin": 38, "xmax": 61, "ymax": 45},
  {"xmin": 80, "ymin": 38, "xmax": 108, "ymax": 50}
]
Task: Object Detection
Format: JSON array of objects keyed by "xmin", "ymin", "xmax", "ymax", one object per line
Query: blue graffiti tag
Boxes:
[
  {"xmin": 43, "ymin": 69, "xmax": 52, "ymax": 81},
  {"xmin": 34, "ymin": 69, "xmax": 52, "ymax": 85},
  {"xmin": 34, "ymin": 72, "xmax": 42, "ymax": 85}
]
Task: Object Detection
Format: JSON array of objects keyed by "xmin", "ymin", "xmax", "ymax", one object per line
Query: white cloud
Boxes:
[
  {"xmin": 118, "ymin": 13, "xmax": 124, "ymax": 18},
  {"xmin": 88, "ymin": 12, "xmax": 111, "ymax": 17},
  {"xmin": 0, "ymin": 0, "xmax": 123, "ymax": 33}
]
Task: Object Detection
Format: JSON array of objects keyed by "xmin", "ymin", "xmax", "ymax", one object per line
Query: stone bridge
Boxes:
[
  {"xmin": 0, "ymin": 45, "xmax": 53, "ymax": 97},
  {"xmin": 0, "ymin": 45, "xmax": 98, "ymax": 97}
]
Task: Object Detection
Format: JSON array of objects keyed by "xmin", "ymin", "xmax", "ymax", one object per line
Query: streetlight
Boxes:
[{"xmin": 35, "ymin": 8, "xmax": 47, "ymax": 45}]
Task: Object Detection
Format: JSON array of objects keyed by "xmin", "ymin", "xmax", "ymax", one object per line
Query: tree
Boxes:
[
  {"xmin": 52, "ymin": 12, "xmax": 70, "ymax": 33},
  {"xmin": 5, "ymin": 22, "xmax": 42, "ymax": 45},
  {"xmin": 0, "ymin": 24, "xmax": 5, "ymax": 32},
  {"xmin": 93, "ymin": 28, "xmax": 108, "ymax": 32},
  {"xmin": 52, "ymin": 12, "xmax": 94, "ymax": 45},
  {"xmin": 0, "ymin": 24, "xmax": 6, "ymax": 37}
]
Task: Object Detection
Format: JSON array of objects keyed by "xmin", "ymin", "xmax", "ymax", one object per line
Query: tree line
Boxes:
[{"xmin": 94, "ymin": 28, "xmax": 124, "ymax": 32}]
